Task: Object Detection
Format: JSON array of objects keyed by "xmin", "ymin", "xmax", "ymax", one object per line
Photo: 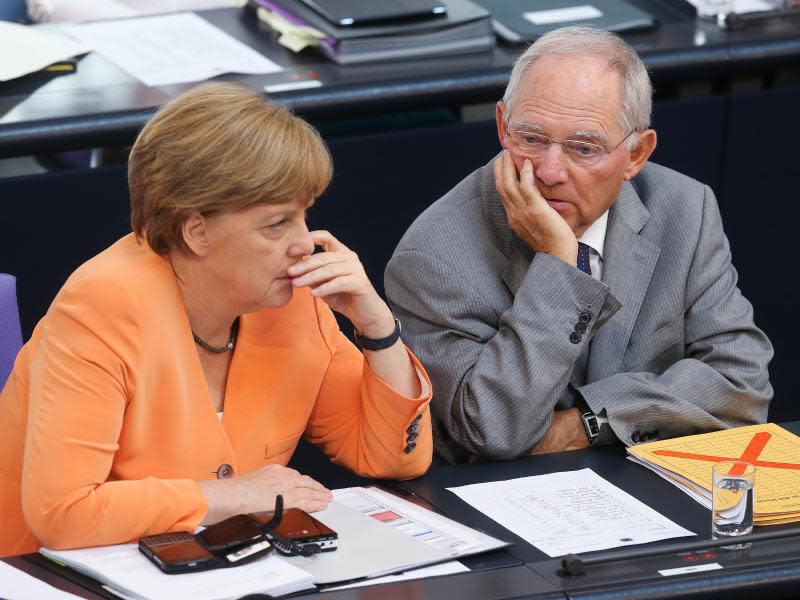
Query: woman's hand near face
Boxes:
[
  {"xmin": 198, "ymin": 464, "xmax": 332, "ymax": 525},
  {"xmin": 286, "ymin": 230, "xmax": 395, "ymax": 340},
  {"xmin": 286, "ymin": 230, "xmax": 421, "ymax": 399}
]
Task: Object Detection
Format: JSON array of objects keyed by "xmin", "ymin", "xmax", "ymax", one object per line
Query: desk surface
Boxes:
[
  {"xmin": 8, "ymin": 422, "xmax": 800, "ymax": 599},
  {"xmin": 1, "ymin": 2, "xmax": 799, "ymax": 157}
]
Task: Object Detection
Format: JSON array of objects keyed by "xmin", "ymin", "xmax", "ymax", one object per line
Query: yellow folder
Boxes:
[{"xmin": 628, "ymin": 423, "xmax": 800, "ymax": 524}]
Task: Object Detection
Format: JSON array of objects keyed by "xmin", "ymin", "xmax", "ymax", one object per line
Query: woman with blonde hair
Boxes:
[{"xmin": 0, "ymin": 82, "xmax": 431, "ymax": 556}]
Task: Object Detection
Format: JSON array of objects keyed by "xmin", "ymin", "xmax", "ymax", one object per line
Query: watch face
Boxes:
[{"xmin": 582, "ymin": 412, "xmax": 600, "ymax": 440}]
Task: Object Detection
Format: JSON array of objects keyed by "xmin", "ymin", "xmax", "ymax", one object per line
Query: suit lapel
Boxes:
[{"xmin": 587, "ymin": 181, "xmax": 660, "ymax": 382}]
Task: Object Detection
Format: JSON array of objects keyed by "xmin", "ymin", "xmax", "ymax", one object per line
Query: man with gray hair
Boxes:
[{"xmin": 385, "ymin": 26, "xmax": 772, "ymax": 464}]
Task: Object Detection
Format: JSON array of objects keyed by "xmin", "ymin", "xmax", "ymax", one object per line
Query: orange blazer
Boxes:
[{"xmin": 0, "ymin": 234, "xmax": 432, "ymax": 557}]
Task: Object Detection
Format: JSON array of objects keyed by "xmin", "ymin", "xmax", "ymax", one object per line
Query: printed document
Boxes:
[
  {"xmin": 60, "ymin": 13, "xmax": 281, "ymax": 87},
  {"xmin": 283, "ymin": 486, "xmax": 507, "ymax": 584},
  {"xmin": 448, "ymin": 468, "xmax": 694, "ymax": 557},
  {"xmin": 40, "ymin": 543, "xmax": 313, "ymax": 600},
  {"xmin": 0, "ymin": 561, "xmax": 83, "ymax": 600},
  {"xmin": 0, "ymin": 22, "xmax": 89, "ymax": 82}
]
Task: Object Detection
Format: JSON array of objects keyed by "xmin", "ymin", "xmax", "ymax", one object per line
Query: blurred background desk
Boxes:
[{"xmin": 1, "ymin": 2, "xmax": 799, "ymax": 421}]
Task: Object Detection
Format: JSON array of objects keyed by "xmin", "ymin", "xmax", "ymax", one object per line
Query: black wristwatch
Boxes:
[
  {"xmin": 354, "ymin": 318, "xmax": 402, "ymax": 351},
  {"xmin": 580, "ymin": 411, "xmax": 601, "ymax": 443},
  {"xmin": 572, "ymin": 390, "xmax": 600, "ymax": 443}
]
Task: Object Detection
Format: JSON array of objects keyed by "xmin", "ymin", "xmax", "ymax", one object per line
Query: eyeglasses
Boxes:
[{"xmin": 505, "ymin": 124, "xmax": 636, "ymax": 168}]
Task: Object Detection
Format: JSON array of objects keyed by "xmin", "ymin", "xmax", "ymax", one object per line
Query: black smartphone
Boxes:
[
  {"xmin": 267, "ymin": 508, "xmax": 338, "ymax": 554},
  {"xmin": 138, "ymin": 532, "xmax": 217, "ymax": 574},
  {"xmin": 197, "ymin": 514, "xmax": 265, "ymax": 553}
]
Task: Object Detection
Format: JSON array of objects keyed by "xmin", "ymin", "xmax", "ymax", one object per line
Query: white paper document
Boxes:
[
  {"xmin": 448, "ymin": 468, "xmax": 694, "ymax": 557},
  {"xmin": 60, "ymin": 13, "xmax": 282, "ymax": 87},
  {"xmin": 40, "ymin": 543, "xmax": 313, "ymax": 600},
  {"xmin": 0, "ymin": 22, "xmax": 89, "ymax": 82},
  {"xmin": 524, "ymin": 5, "xmax": 604, "ymax": 25},
  {"xmin": 325, "ymin": 561, "xmax": 469, "ymax": 591},
  {"xmin": 0, "ymin": 560, "xmax": 84, "ymax": 600},
  {"xmin": 283, "ymin": 487, "xmax": 506, "ymax": 584},
  {"xmin": 686, "ymin": 0, "xmax": 784, "ymax": 14},
  {"xmin": 334, "ymin": 486, "xmax": 506, "ymax": 556}
]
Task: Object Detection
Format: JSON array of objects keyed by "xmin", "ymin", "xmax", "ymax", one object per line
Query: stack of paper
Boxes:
[
  {"xmin": 628, "ymin": 423, "xmax": 800, "ymax": 525},
  {"xmin": 40, "ymin": 543, "xmax": 314, "ymax": 600}
]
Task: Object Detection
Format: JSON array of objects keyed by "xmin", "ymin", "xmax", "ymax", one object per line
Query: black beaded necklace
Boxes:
[{"xmin": 192, "ymin": 317, "xmax": 240, "ymax": 354}]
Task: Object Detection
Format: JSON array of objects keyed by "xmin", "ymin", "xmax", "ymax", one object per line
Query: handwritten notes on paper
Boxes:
[
  {"xmin": 60, "ymin": 13, "xmax": 282, "ymax": 87},
  {"xmin": 448, "ymin": 468, "xmax": 693, "ymax": 557}
]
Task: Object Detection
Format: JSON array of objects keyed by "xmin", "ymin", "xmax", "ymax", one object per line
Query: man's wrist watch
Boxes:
[
  {"xmin": 580, "ymin": 411, "xmax": 601, "ymax": 443},
  {"xmin": 572, "ymin": 390, "xmax": 600, "ymax": 443},
  {"xmin": 353, "ymin": 318, "xmax": 402, "ymax": 351}
]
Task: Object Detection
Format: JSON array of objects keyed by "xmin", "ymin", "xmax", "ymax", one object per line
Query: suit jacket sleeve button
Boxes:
[
  {"xmin": 407, "ymin": 432, "xmax": 419, "ymax": 442},
  {"xmin": 404, "ymin": 442, "xmax": 417, "ymax": 454},
  {"xmin": 216, "ymin": 464, "xmax": 234, "ymax": 479},
  {"xmin": 630, "ymin": 432, "xmax": 641, "ymax": 443},
  {"xmin": 574, "ymin": 322, "xmax": 587, "ymax": 333},
  {"xmin": 406, "ymin": 422, "xmax": 420, "ymax": 434},
  {"xmin": 579, "ymin": 312, "xmax": 592, "ymax": 324},
  {"xmin": 570, "ymin": 332, "xmax": 582, "ymax": 344}
]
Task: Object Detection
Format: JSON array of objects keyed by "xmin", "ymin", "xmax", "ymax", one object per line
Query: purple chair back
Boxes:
[{"xmin": 0, "ymin": 274, "xmax": 23, "ymax": 389}]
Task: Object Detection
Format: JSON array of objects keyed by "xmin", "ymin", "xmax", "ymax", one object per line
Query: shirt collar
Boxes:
[{"xmin": 577, "ymin": 209, "xmax": 609, "ymax": 259}]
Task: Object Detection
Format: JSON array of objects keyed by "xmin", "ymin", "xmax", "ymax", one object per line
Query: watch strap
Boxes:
[{"xmin": 354, "ymin": 318, "xmax": 401, "ymax": 351}]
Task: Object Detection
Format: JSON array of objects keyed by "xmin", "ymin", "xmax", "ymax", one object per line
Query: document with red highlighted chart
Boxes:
[{"xmin": 628, "ymin": 423, "xmax": 800, "ymax": 525}]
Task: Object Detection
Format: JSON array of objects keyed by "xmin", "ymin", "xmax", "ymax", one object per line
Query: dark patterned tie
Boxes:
[{"xmin": 577, "ymin": 242, "xmax": 592, "ymax": 276}]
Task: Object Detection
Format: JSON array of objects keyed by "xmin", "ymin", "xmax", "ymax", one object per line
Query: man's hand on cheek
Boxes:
[{"xmin": 494, "ymin": 150, "xmax": 578, "ymax": 266}]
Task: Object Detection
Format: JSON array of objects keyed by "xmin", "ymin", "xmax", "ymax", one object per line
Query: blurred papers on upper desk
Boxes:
[
  {"xmin": 471, "ymin": 0, "xmax": 657, "ymax": 43},
  {"xmin": 685, "ymin": 0, "xmax": 789, "ymax": 14},
  {"xmin": 448, "ymin": 468, "xmax": 694, "ymax": 557},
  {"xmin": 59, "ymin": 12, "xmax": 282, "ymax": 87},
  {"xmin": 248, "ymin": 0, "xmax": 494, "ymax": 64},
  {"xmin": 0, "ymin": 22, "xmax": 89, "ymax": 82}
]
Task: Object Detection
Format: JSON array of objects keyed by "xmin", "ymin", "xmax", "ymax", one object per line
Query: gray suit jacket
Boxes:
[{"xmin": 385, "ymin": 159, "xmax": 773, "ymax": 464}]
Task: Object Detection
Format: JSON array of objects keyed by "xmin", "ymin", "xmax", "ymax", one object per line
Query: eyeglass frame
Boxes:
[{"xmin": 503, "ymin": 117, "xmax": 637, "ymax": 167}]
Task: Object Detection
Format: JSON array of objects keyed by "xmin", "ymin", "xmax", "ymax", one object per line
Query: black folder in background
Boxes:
[
  {"xmin": 251, "ymin": 0, "xmax": 494, "ymax": 64},
  {"xmin": 472, "ymin": 0, "xmax": 657, "ymax": 43},
  {"xmin": 298, "ymin": 0, "xmax": 448, "ymax": 27}
]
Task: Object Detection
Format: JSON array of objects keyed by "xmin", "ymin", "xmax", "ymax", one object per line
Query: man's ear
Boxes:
[
  {"xmin": 496, "ymin": 100, "xmax": 509, "ymax": 147},
  {"xmin": 624, "ymin": 129, "xmax": 657, "ymax": 180},
  {"xmin": 181, "ymin": 213, "xmax": 210, "ymax": 257}
]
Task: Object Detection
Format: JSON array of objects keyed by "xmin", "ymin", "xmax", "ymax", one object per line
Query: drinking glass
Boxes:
[{"xmin": 712, "ymin": 461, "xmax": 755, "ymax": 540}]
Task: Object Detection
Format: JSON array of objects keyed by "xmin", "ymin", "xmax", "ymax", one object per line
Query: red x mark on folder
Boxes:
[{"xmin": 652, "ymin": 431, "xmax": 800, "ymax": 474}]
